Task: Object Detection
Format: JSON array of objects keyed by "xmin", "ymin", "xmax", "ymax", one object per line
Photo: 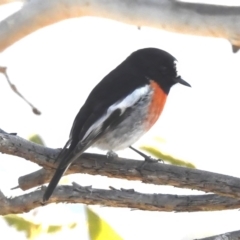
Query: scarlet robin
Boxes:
[{"xmin": 43, "ymin": 48, "xmax": 191, "ymax": 202}]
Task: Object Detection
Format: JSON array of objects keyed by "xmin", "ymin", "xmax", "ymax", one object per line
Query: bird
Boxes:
[{"xmin": 43, "ymin": 47, "xmax": 191, "ymax": 202}]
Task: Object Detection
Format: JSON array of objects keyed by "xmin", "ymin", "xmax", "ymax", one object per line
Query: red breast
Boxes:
[{"xmin": 145, "ymin": 80, "xmax": 167, "ymax": 131}]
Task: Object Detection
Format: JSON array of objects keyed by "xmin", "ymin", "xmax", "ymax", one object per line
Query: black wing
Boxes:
[
  {"xmin": 43, "ymin": 58, "xmax": 148, "ymax": 202},
  {"xmin": 43, "ymin": 107, "xmax": 126, "ymax": 202}
]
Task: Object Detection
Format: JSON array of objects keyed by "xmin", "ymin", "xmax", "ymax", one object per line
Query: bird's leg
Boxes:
[
  {"xmin": 129, "ymin": 146, "xmax": 163, "ymax": 171},
  {"xmin": 129, "ymin": 146, "xmax": 158, "ymax": 162}
]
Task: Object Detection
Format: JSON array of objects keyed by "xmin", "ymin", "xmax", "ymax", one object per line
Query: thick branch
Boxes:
[
  {"xmin": 1, "ymin": 184, "xmax": 240, "ymax": 215},
  {"xmin": 1, "ymin": 131, "xmax": 240, "ymax": 201},
  {"xmin": 0, "ymin": 0, "xmax": 240, "ymax": 52}
]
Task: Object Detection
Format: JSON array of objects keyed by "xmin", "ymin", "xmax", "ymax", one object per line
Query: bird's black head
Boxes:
[{"xmin": 128, "ymin": 48, "xmax": 191, "ymax": 94}]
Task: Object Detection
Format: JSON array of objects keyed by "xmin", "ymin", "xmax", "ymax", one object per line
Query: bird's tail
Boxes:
[
  {"xmin": 43, "ymin": 140, "xmax": 90, "ymax": 202},
  {"xmin": 42, "ymin": 164, "xmax": 69, "ymax": 202},
  {"xmin": 43, "ymin": 139, "xmax": 73, "ymax": 202}
]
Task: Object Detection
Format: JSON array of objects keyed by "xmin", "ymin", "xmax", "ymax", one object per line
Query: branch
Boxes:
[
  {"xmin": 2, "ymin": 183, "xmax": 240, "ymax": 215},
  {"xmin": 0, "ymin": 0, "xmax": 240, "ymax": 52},
  {"xmin": 1, "ymin": 131, "xmax": 240, "ymax": 201},
  {"xmin": 2, "ymin": 130, "xmax": 240, "ymax": 213}
]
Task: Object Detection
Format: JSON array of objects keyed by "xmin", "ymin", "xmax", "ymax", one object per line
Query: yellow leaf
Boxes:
[
  {"xmin": 86, "ymin": 207, "xmax": 123, "ymax": 240},
  {"xmin": 28, "ymin": 134, "xmax": 45, "ymax": 146},
  {"xmin": 47, "ymin": 225, "xmax": 62, "ymax": 234},
  {"xmin": 3, "ymin": 214, "xmax": 42, "ymax": 239},
  {"xmin": 4, "ymin": 214, "xmax": 70, "ymax": 239}
]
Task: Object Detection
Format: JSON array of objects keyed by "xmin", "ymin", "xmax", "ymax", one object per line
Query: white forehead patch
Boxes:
[{"xmin": 174, "ymin": 60, "xmax": 181, "ymax": 77}]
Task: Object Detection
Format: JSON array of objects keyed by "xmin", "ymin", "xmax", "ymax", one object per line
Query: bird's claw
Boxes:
[
  {"xmin": 107, "ymin": 150, "xmax": 118, "ymax": 159},
  {"xmin": 137, "ymin": 157, "xmax": 164, "ymax": 172},
  {"xmin": 145, "ymin": 156, "xmax": 164, "ymax": 164}
]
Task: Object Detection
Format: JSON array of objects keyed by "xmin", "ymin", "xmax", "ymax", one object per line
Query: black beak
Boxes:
[{"xmin": 176, "ymin": 77, "xmax": 191, "ymax": 87}]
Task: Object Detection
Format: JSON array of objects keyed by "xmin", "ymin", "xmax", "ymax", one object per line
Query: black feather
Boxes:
[{"xmin": 42, "ymin": 165, "xmax": 68, "ymax": 202}]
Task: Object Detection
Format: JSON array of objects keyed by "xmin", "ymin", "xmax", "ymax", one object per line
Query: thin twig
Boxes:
[{"xmin": 0, "ymin": 66, "xmax": 41, "ymax": 115}]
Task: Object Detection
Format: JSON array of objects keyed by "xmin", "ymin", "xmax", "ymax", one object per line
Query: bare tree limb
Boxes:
[
  {"xmin": 17, "ymin": 168, "xmax": 52, "ymax": 190},
  {"xmin": 0, "ymin": 66, "xmax": 41, "ymax": 115},
  {"xmin": 2, "ymin": 130, "xmax": 240, "ymax": 214},
  {"xmin": 1, "ymin": 131, "xmax": 240, "ymax": 201},
  {"xmin": 0, "ymin": 0, "xmax": 240, "ymax": 52},
  {"xmin": 196, "ymin": 230, "xmax": 240, "ymax": 240},
  {"xmin": 2, "ymin": 183, "xmax": 240, "ymax": 215}
]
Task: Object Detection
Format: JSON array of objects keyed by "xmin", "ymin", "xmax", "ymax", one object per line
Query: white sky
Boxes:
[{"xmin": 0, "ymin": 2, "xmax": 240, "ymax": 240}]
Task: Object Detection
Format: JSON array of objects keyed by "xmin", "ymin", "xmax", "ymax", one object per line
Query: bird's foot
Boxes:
[
  {"xmin": 129, "ymin": 146, "xmax": 164, "ymax": 172},
  {"xmin": 107, "ymin": 150, "xmax": 118, "ymax": 159},
  {"xmin": 143, "ymin": 155, "xmax": 159, "ymax": 163},
  {"xmin": 129, "ymin": 145, "xmax": 163, "ymax": 163},
  {"xmin": 140, "ymin": 157, "xmax": 163, "ymax": 170}
]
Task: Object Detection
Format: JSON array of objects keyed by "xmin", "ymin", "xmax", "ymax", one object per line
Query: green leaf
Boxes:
[
  {"xmin": 47, "ymin": 225, "xmax": 62, "ymax": 234},
  {"xmin": 28, "ymin": 134, "xmax": 45, "ymax": 146},
  {"xmin": 140, "ymin": 146, "xmax": 196, "ymax": 168},
  {"xmin": 46, "ymin": 222, "xmax": 76, "ymax": 233},
  {"xmin": 68, "ymin": 222, "xmax": 77, "ymax": 229},
  {"xmin": 3, "ymin": 214, "xmax": 76, "ymax": 239},
  {"xmin": 86, "ymin": 207, "xmax": 123, "ymax": 240},
  {"xmin": 3, "ymin": 214, "xmax": 42, "ymax": 239}
]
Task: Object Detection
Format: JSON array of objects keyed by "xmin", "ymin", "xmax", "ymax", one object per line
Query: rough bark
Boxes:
[
  {"xmin": 1, "ymin": 183, "xmax": 240, "ymax": 215},
  {"xmin": 1, "ymin": 129, "xmax": 240, "ymax": 216},
  {"xmin": 1, "ymin": 131, "xmax": 240, "ymax": 200}
]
